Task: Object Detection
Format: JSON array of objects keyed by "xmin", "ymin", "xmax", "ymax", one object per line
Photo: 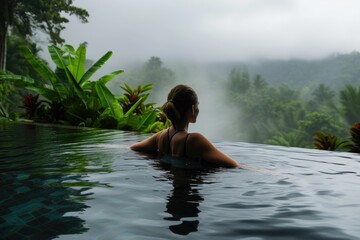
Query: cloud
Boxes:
[{"xmin": 61, "ymin": 0, "xmax": 360, "ymax": 62}]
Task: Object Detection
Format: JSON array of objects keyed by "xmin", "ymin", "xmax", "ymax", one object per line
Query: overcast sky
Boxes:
[{"xmin": 59, "ymin": 0, "xmax": 360, "ymax": 63}]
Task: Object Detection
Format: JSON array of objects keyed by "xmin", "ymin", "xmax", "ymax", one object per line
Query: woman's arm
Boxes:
[
  {"xmin": 130, "ymin": 131, "xmax": 162, "ymax": 153},
  {"xmin": 188, "ymin": 133, "xmax": 240, "ymax": 168}
]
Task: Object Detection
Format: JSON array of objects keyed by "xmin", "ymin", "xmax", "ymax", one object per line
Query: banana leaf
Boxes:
[
  {"xmin": 97, "ymin": 70, "xmax": 124, "ymax": 85},
  {"xmin": 118, "ymin": 114, "xmax": 141, "ymax": 130},
  {"xmin": 25, "ymin": 86, "xmax": 59, "ymax": 102},
  {"xmin": 49, "ymin": 45, "xmax": 87, "ymax": 107},
  {"xmin": 66, "ymin": 44, "xmax": 86, "ymax": 82},
  {"xmin": 0, "ymin": 74, "xmax": 36, "ymax": 87},
  {"xmin": 79, "ymin": 51, "xmax": 113, "ymax": 86},
  {"xmin": 20, "ymin": 46, "xmax": 59, "ymax": 87},
  {"xmin": 136, "ymin": 110, "xmax": 157, "ymax": 131},
  {"xmin": 95, "ymin": 82, "xmax": 124, "ymax": 119}
]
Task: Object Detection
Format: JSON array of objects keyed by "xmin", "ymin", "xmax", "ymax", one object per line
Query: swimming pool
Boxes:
[{"xmin": 1, "ymin": 122, "xmax": 359, "ymax": 239}]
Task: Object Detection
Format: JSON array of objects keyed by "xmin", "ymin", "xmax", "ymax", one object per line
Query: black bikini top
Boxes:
[{"xmin": 167, "ymin": 129, "xmax": 190, "ymax": 158}]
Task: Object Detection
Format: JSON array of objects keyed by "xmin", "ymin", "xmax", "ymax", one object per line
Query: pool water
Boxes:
[{"xmin": 1, "ymin": 122, "xmax": 360, "ymax": 239}]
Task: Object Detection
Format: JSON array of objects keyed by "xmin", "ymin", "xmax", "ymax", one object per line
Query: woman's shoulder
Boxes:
[
  {"xmin": 186, "ymin": 132, "xmax": 214, "ymax": 152},
  {"xmin": 130, "ymin": 129, "xmax": 167, "ymax": 152},
  {"xmin": 188, "ymin": 132, "xmax": 211, "ymax": 143},
  {"xmin": 187, "ymin": 132, "xmax": 240, "ymax": 168}
]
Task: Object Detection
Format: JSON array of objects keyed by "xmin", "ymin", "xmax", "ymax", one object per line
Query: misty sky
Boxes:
[{"xmin": 59, "ymin": 0, "xmax": 360, "ymax": 63}]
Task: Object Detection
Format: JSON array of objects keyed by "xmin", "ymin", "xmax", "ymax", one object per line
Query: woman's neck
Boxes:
[{"xmin": 173, "ymin": 121, "xmax": 189, "ymax": 132}]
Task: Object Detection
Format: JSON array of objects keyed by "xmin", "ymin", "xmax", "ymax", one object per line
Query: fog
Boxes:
[
  {"xmin": 61, "ymin": 0, "xmax": 360, "ymax": 62},
  {"xmin": 41, "ymin": 0, "xmax": 360, "ymax": 141}
]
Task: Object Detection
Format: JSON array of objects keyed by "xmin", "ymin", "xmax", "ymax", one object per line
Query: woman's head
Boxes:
[{"xmin": 162, "ymin": 84, "xmax": 199, "ymax": 127}]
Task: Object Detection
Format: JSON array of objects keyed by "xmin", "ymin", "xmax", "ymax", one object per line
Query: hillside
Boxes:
[{"xmin": 246, "ymin": 52, "xmax": 360, "ymax": 89}]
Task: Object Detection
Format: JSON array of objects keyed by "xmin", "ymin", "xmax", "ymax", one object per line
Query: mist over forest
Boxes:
[{"xmin": 106, "ymin": 51, "xmax": 360, "ymax": 145}]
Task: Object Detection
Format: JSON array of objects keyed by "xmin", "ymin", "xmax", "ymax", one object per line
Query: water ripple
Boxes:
[{"xmin": 1, "ymin": 122, "xmax": 360, "ymax": 239}]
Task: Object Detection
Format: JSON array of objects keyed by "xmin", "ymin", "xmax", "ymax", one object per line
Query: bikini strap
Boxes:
[
  {"xmin": 168, "ymin": 128, "xmax": 180, "ymax": 154},
  {"xmin": 183, "ymin": 133, "xmax": 190, "ymax": 157}
]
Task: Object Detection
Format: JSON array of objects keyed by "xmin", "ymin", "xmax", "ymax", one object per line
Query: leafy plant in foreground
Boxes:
[
  {"xmin": 0, "ymin": 43, "xmax": 169, "ymax": 132},
  {"xmin": 21, "ymin": 93, "xmax": 42, "ymax": 119},
  {"xmin": 113, "ymin": 82, "xmax": 170, "ymax": 132},
  {"xmin": 313, "ymin": 131, "xmax": 346, "ymax": 151},
  {"xmin": 0, "ymin": 102, "xmax": 8, "ymax": 119},
  {"xmin": 347, "ymin": 123, "xmax": 360, "ymax": 153},
  {"xmin": 119, "ymin": 83, "xmax": 154, "ymax": 114},
  {"xmin": 0, "ymin": 44, "xmax": 124, "ymax": 125}
]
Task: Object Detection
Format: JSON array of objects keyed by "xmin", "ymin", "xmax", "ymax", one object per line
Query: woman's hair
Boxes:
[{"xmin": 162, "ymin": 84, "xmax": 198, "ymax": 128}]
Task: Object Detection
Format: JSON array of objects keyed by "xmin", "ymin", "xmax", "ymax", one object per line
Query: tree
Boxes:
[
  {"xmin": 253, "ymin": 74, "xmax": 268, "ymax": 90},
  {"xmin": 312, "ymin": 83, "xmax": 335, "ymax": 104},
  {"xmin": 228, "ymin": 68, "xmax": 251, "ymax": 94},
  {"xmin": 142, "ymin": 57, "xmax": 175, "ymax": 85},
  {"xmin": 298, "ymin": 112, "xmax": 342, "ymax": 142},
  {"xmin": 0, "ymin": 0, "xmax": 89, "ymax": 71},
  {"xmin": 138, "ymin": 56, "xmax": 175, "ymax": 102},
  {"xmin": 339, "ymin": 85, "xmax": 360, "ymax": 125},
  {"xmin": 6, "ymin": 33, "xmax": 40, "ymax": 76}
]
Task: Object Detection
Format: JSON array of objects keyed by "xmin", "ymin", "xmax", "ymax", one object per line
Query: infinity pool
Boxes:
[{"xmin": 1, "ymin": 122, "xmax": 360, "ymax": 239}]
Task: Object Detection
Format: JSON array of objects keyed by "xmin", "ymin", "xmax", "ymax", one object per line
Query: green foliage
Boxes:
[
  {"xmin": 347, "ymin": 123, "xmax": 360, "ymax": 153},
  {"xmin": 0, "ymin": 81, "xmax": 14, "ymax": 102},
  {"xmin": 142, "ymin": 57, "xmax": 175, "ymax": 88},
  {"xmin": 266, "ymin": 131, "xmax": 307, "ymax": 147},
  {"xmin": 109, "ymin": 56, "xmax": 176, "ymax": 104},
  {"xmin": 0, "ymin": 80, "xmax": 21, "ymax": 119},
  {"xmin": 229, "ymin": 77, "xmax": 305, "ymax": 143},
  {"xmin": 119, "ymin": 83, "xmax": 153, "ymax": 114},
  {"xmin": 0, "ymin": 0, "xmax": 89, "ymax": 71},
  {"xmin": 253, "ymin": 74, "xmax": 268, "ymax": 89},
  {"xmin": 2, "ymin": 0, "xmax": 89, "ymax": 45},
  {"xmin": 6, "ymin": 33, "xmax": 41, "ymax": 77},
  {"xmin": 312, "ymin": 84, "xmax": 335, "ymax": 104},
  {"xmin": 143, "ymin": 57, "xmax": 175, "ymax": 100},
  {"xmin": 0, "ymin": 101, "xmax": 9, "ymax": 119},
  {"xmin": 0, "ymin": 43, "xmax": 168, "ymax": 132},
  {"xmin": 228, "ymin": 68, "xmax": 251, "ymax": 94},
  {"xmin": 115, "ymin": 82, "xmax": 170, "ymax": 132},
  {"xmin": 340, "ymin": 85, "xmax": 360, "ymax": 125},
  {"xmin": 298, "ymin": 112, "xmax": 341, "ymax": 137},
  {"xmin": 225, "ymin": 66, "xmax": 358, "ymax": 150},
  {"xmin": 21, "ymin": 93, "xmax": 42, "ymax": 119},
  {"xmin": 313, "ymin": 131, "xmax": 346, "ymax": 151}
]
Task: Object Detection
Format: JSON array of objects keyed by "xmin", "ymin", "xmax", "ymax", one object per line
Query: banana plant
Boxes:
[{"xmin": 0, "ymin": 44, "xmax": 124, "ymax": 125}]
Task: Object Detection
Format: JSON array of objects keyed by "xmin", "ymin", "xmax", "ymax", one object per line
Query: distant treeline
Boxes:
[{"xmin": 245, "ymin": 52, "xmax": 360, "ymax": 89}]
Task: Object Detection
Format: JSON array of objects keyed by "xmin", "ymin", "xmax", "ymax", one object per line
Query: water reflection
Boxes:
[
  {"xmin": 0, "ymin": 172, "xmax": 90, "ymax": 239},
  {"xmin": 0, "ymin": 122, "xmax": 114, "ymax": 239},
  {"xmin": 153, "ymin": 162, "xmax": 214, "ymax": 236}
]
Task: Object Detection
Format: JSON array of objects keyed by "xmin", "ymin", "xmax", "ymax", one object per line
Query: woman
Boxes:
[{"xmin": 130, "ymin": 84, "xmax": 240, "ymax": 168}]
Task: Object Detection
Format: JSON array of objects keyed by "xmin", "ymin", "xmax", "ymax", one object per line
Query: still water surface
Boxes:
[{"xmin": 0, "ymin": 122, "xmax": 360, "ymax": 239}]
